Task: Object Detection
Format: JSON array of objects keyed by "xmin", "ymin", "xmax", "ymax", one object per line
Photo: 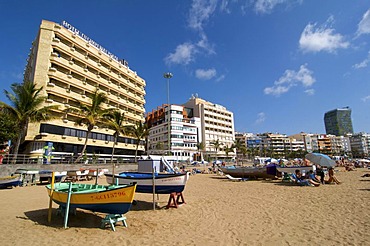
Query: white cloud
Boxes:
[
  {"xmin": 166, "ymin": 0, "xmax": 217, "ymax": 66},
  {"xmin": 253, "ymin": 0, "xmax": 302, "ymax": 14},
  {"xmin": 299, "ymin": 17, "xmax": 349, "ymax": 53},
  {"xmin": 356, "ymin": 9, "xmax": 370, "ymax": 37},
  {"xmin": 362, "ymin": 95, "xmax": 370, "ymax": 102},
  {"xmin": 195, "ymin": 68, "xmax": 217, "ymax": 80},
  {"xmin": 220, "ymin": 0, "xmax": 231, "ymax": 14},
  {"xmin": 305, "ymin": 89, "xmax": 315, "ymax": 96},
  {"xmin": 215, "ymin": 74, "xmax": 225, "ymax": 82},
  {"xmin": 264, "ymin": 85, "xmax": 290, "ymax": 96},
  {"xmin": 255, "ymin": 112, "xmax": 266, "ymax": 124},
  {"xmin": 254, "ymin": 0, "xmax": 286, "ymax": 14},
  {"xmin": 197, "ymin": 33, "xmax": 216, "ymax": 55},
  {"xmin": 188, "ymin": 0, "xmax": 218, "ymax": 32},
  {"xmin": 165, "ymin": 42, "xmax": 197, "ymax": 65},
  {"xmin": 264, "ymin": 64, "xmax": 316, "ymax": 96},
  {"xmin": 353, "ymin": 51, "xmax": 370, "ymax": 69}
]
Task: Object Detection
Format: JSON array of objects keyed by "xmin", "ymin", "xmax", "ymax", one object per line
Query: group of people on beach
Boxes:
[{"xmin": 292, "ymin": 166, "xmax": 341, "ymax": 187}]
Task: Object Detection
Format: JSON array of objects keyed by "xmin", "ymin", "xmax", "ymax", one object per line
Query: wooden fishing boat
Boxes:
[
  {"xmin": 39, "ymin": 170, "xmax": 67, "ymax": 183},
  {"xmin": 105, "ymin": 172, "xmax": 190, "ymax": 194},
  {"xmin": 220, "ymin": 165, "xmax": 277, "ymax": 179},
  {"xmin": 0, "ymin": 175, "xmax": 22, "ymax": 188},
  {"xmin": 46, "ymin": 183, "xmax": 137, "ymax": 215},
  {"xmin": 14, "ymin": 169, "xmax": 39, "ymax": 186}
]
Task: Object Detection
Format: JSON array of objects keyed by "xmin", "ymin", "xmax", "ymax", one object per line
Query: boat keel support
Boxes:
[
  {"xmin": 101, "ymin": 214, "xmax": 127, "ymax": 231},
  {"xmin": 166, "ymin": 192, "xmax": 186, "ymax": 209}
]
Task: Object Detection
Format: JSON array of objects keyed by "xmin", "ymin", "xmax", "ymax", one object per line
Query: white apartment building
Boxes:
[
  {"xmin": 183, "ymin": 95, "xmax": 235, "ymax": 159},
  {"xmin": 289, "ymin": 138, "xmax": 305, "ymax": 152},
  {"xmin": 258, "ymin": 133, "xmax": 290, "ymax": 156},
  {"xmin": 290, "ymin": 133, "xmax": 352, "ymax": 156},
  {"xmin": 350, "ymin": 132, "xmax": 370, "ymax": 158},
  {"xmin": 22, "ymin": 20, "xmax": 146, "ymax": 159},
  {"xmin": 146, "ymin": 104, "xmax": 200, "ymax": 162},
  {"xmin": 330, "ymin": 135, "xmax": 352, "ymax": 155}
]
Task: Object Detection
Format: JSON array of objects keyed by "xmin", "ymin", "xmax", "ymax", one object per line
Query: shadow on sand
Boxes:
[
  {"xmin": 23, "ymin": 208, "xmax": 104, "ymax": 228},
  {"xmin": 130, "ymin": 199, "xmax": 166, "ymax": 211}
]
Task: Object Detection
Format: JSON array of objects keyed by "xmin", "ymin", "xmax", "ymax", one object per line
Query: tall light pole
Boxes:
[{"xmin": 163, "ymin": 72, "xmax": 173, "ymax": 156}]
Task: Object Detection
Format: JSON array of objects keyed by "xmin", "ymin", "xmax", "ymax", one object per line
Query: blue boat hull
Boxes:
[
  {"xmin": 53, "ymin": 201, "xmax": 133, "ymax": 215},
  {"xmin": 0, "ymin": 175, "xmax": 22, "ymax": 188},
  {"xmin": 136, "ymin": 185, "xmax": 185, "ymax": 194},
  {"xmin": 0, "ymin": 180, "xmax": 22, "ymax": 188},
  {"xmin": 105, "ymin": 172, "xmax": 190, "ymax": 194}
]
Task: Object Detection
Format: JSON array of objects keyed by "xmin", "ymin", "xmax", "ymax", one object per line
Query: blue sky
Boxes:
[{"xmin": 0, "ymin": 0, "xmax": 369, "ymax": 135}]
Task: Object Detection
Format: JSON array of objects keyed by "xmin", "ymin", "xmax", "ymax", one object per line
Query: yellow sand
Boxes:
[{"xmin": 0, "ymin": 167, "xmax": 369, "ymax": 246}]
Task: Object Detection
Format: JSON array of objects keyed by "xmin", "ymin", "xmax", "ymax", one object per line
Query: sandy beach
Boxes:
[{"xmin": 0, "ymin": 167, "xmax": 369, "ymax": 246}]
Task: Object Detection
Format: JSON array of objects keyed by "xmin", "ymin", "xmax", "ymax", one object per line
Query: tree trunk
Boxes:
[
  {"xmin": 12, "ymin": 132, "xmax": 22, "ymax": 164},
  {"xmin": 111, "ymin": 136, "xmax": 117, "ymax": 178},
  {"xmin": 12, "ymin": 124, "xmax": 26, "ymax": 164},
  {"xmin": 134, "ymin": 143, "xmax": 139, "ymax": 163},
  {"xmin": 75, "ymin": 129, "xmax": 91, "ymax": 163}
]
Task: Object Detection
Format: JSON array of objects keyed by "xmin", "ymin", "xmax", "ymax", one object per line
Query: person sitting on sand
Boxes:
[
  {"xmin": 316, "ymin": 165, "xmax": 325, "ymax": 184},
  {"xmin": 325, "ymin": 167, "xmax": 341, "ymax": 184},
  {"xmin": 292, "ymin": 170, "xmax": 320, "ymax": 187},
  {"xmin": 308, "ymin": 170, "xmax": 320, "ymax": 183},
  {"xmin": 345, "ymin": 164, "xmax": 355, "ymax": 171}
]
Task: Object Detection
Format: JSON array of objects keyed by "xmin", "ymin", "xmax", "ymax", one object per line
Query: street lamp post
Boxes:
[{"xmin": 163, "ymin": 72, "xmax": 173, "ymax": 156}]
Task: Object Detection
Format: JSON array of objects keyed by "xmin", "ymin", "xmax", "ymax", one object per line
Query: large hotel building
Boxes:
[
  {"xmin": 183, "ymin": 96, "xmax": 236, "ymax": 160},
  {"xmin": 145, "ymin": 104, "xmax": 200, "ymax": 161},
  {"xmin": 22, "ymin": 20, "xmax": 146, "ymax": 160},
  {"xmin": 145, "ymin": 96, "xmax": 236, "ymax": 162}
]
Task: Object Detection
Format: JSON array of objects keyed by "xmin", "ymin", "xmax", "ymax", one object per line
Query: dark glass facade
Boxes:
[{"xmin": 324, "ymin": 107, "xmax": 354, "ymax": 136}]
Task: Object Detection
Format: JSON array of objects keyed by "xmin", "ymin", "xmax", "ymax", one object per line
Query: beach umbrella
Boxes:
[{"xmin": 305, "ymin": 153, "xmax": 336, "ymax": 167}]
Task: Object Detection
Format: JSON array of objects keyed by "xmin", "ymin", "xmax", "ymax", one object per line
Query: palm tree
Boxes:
[
  {"xmin": 196, "ymin": 141, "xmax": 205, "ymax": 161},
  {"xmin": 240, "ymin": 146, "xmax": 247, "ymax": 165},
  {"xmin": 232, "ymin": 139, "xmax": 244, "ymax": 164},
  {"xmin": 0, "ymin": 81, "xmax": 58, "ymax": 163},
  {"xmin": 127, "ymin": 121, "xmax": 149, "ymax": 163},
  {"xmin": 0, "ymin": 110, "xmax": 17, "ymax": 144},
  {"xmin": 73, "ymin": 88, "xmax": 108, "ymax": 163},
  {"xmin": 103, "ymin": 110, "xmax": 130, "ymax": 176},
  {"xmin": 223, "ymin": 145, "xmax": 234, "ymax": 162},
  {"xmin": 210, "ymin": 139, "xmax": 222, "ymax": 162},
  {"xmin": 155, "ymin": 141, "xmax": 164, "ymax": 154}
]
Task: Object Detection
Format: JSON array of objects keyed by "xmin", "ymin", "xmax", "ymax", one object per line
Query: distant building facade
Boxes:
[
  {"xmin": 183, "ymin": 96, "xmax": 236, "ymax": 160},
  {"xmin": 290, "ymin": 132, "xmax": 351, "ymax": 156},
  {"xmin": 324, "ymin": 107, "xmax": 354, "ymax": 136},
  {"xmin": 350, "ymin": 132, "xmax": 370, "ymax": 158},
  {"xmin": 21, "ymin": 20, "xmax": 146, "ymax": 159},
  {"xmin": 145, "ymin": 104, "xmax": 200, "ymax": 161},
  {"xmin": 258, "ymin": 133, "xmax": 290, "ymax": 157}
]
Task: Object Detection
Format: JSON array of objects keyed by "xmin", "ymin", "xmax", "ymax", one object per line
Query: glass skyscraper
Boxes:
[{"xmin": 324, "ymin": 107, "xmax": 354, "ymax": 136}]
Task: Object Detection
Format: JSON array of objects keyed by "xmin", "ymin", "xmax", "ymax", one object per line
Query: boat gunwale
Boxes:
[
  {"xmin": 46, "ymin": 183, "xmax": 136, "ymax": 194},
  {"xmin": 105, "ymin": 172, "xmax": 188, "ymax": 180}
]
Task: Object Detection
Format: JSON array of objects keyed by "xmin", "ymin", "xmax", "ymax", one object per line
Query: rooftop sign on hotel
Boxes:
[{"xmin": 61, "ymin": 20, "xmax": 128, "ymax": 67}]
